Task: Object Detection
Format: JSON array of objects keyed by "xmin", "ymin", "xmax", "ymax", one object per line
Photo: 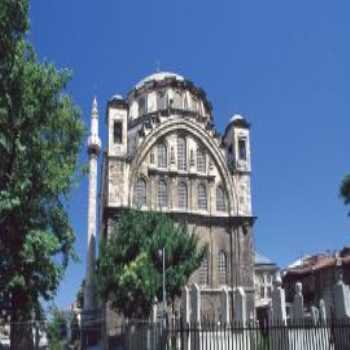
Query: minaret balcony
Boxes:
[{"xmin": 88, "ymin": 135, "xmax": 101, "ymax": 154}]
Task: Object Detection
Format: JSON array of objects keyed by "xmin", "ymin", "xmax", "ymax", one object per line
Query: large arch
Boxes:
[{"xmin": 128, "ymin": 118, "xmax": 236, "ymax": 214}]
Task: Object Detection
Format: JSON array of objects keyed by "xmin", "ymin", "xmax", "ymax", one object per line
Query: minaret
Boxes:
[{"xmin": 84, "ymin": 97, "xmax": 101, "ymax": 311}]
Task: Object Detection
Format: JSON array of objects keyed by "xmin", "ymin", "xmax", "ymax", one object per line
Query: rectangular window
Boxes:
[
  {"xmin": 113, "ymin": 121, "xmax": 123, "ymax": 144},
  {"xmin": 238, "ymin": 138, "xmax": 247, "ymax": 160}
]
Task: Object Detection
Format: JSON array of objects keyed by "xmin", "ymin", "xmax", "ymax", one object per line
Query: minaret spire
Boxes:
[{"xmin": 84, "ymin": 97, "xmax": 101, "ymax": 312}]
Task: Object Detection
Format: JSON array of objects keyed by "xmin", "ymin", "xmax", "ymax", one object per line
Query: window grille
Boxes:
[
  {"xmin": 199, "ymin": 255, "xmax": 209, "ymax": 285},
  {"xmin": 238, "ymin": 138, "xmax": 247, "ymax": 160},
  {"xmin": 134, "ymin": 178, "xmax": 146, "ymax": 207},
  {"xmin": 113, "ymin": 121, "xmax": 123, "ymax": 144},
  {"xmin": 173, "ymin": 89, "xmax": 183, "ymax": 109},
  {"xmin": 197, "ymin": 148, "xmax": 206, "ymax": 173},
  {"xmin": 218, "ymin": 251, "xmax": 227, "ymax": 284},
  {"xmin": 157, "ymin": 90, "xmax": 167, "ymax": 110},
  {"xmin": 157, "ymin": 143, "xmax": 167, "ymax": 168},
  {"xmin": 177, "ymin": 182, "xmax": 188, "ymax": 209},
  {"xmin": 177, "ymin": 137, "xmax": 187, "ymax": 170},
  {"xmin": 138, "ymin": 96, "xmax": 147, "ymax": 116},
  {"xmin": 158, "ymin": 180, "xmax": 168, "ymax": 208},
  {"xmin": 197, "ymin": 183, "xmax": 207, "ymax": 210},
  {"xmin": 216, "ymin": 186, "xmax": 226, "ymax": 211}
]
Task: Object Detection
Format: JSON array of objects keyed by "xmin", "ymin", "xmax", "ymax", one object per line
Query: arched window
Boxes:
[
  {"xmin": 199, "ymin": 255, "xmax": 209, "ymax": 285},
  {"xmin": 216, "ymin": 186, "xmax": 226, "ymax": 211},
  {"xmin": 177, "ymin": 182, "xmax": 188, "ymax": 209},
  {"xmin": 173, "ymin": 89, "xmax": 183, "ymax": 109},
  {"xmin": 158, "ymin": 180, "xmax": 168, "ymax": 208},
  {"xmin": 177, "ymin": 137, "xmax": 187, "ymax": 171},
  {"xmin": 218, "ymin": 251, "xmax": 227, "ymax": 284},
  {"xmin": 134, "ymin": 178, "xmax": 146, "ymax": 207},
  {"xmin": 197, "ymin": 148, "xmax": 206, "ymax": 173},
  {"xmin": 197, "ymin": 183, "xmax": 207, "ymax": 210},
  {"xmin": 138, "ymin": 96, "xmax": 147, "ymax": 116},
  {"xmin": 157, "ymin": 143, "xmax": 167, "ymax": 168},
  {"xmin": 157, "ymin": 90, "xmax": 167, "ymax": 110}
]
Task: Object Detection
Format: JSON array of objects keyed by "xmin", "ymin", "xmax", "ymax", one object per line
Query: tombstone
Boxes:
[
  {"xmin": 151, "ymin": 302, "xmax": 158, "ymax": 323},
  {"xmin": 319, "ymin": 299, "xmax": 327, "ymax": 324},
  {"xmin": 220, "ymin": 287, "xmax": 230, "ymax": 324},
  {"xmin": 191, "ymin": 284, "xmax": 201, "ymax": 324},
  {"xmin": 311, "ymin": 306, "xmax": 320, "ymax": 325},
  {"xmin": 190, "ymin": 284, "xmax": 201, "ymax": 350},
  {"xmin": 234, "ymin": 287, "xmax": 246, "ymax": 325},
  {"xmin": 181, "ymin": 287, "xmax": 190, "ymax": 324},
  {"xmin": 271, "ymin": 272, "xmax": 287, "ymax": 325},
  {"xmin": 333, "ymin": 270, "xmax": 350, "ymax": 319},
  {"xmin": 291, "ymin": 282, "xmax": 304, "ymax": 323}
]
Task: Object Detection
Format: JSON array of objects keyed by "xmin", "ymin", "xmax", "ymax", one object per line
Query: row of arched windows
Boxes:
[
  {"xmin": 156, "ymin": 141, "xmax": 207, "ymax": 173},
  {"xmin": 199, "ymin": 251, "xmax": 228, "ymax": 285},
  {"xmin": 136, "ymin": 90, "xmax": 205, "ymax": 117},
  {"xmin": 133, "ymin": 178, "xmax": 227, "ymax": 211}
]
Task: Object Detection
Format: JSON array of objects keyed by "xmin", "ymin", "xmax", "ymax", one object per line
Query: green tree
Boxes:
[
  {"xmin": 97, "ymin": 210, "xmax": 207, "ymax": 319},
  {"xmin": 340, "ymin": 174, "xmax": 350, "ymax": 215},
  {"xmin": 0, "ymin": 0, "xmax": 84, "ymax": 348},
  {"xmin": 46, "ymin": 306, "xmax": 67, "ymax": 350}
]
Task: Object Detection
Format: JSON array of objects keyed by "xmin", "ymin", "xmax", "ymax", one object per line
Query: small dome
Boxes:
[
  {"xmin": 230, "ymin": 114, "xmax": 244, "ymax": 122},
  {"xmin": 109, "ymin": 94, "xmax": 124, "ymax": 101},
  {"xmin": 135, "ymin": 71, "xmax": 185, "ymax": 89}
]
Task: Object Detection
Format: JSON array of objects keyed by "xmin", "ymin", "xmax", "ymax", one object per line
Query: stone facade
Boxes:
[{"xmin": 97, "ymin": 72, "xmax": 256, "ymax": 325}]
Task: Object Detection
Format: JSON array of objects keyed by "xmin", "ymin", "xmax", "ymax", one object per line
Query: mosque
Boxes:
[{"xmin": 84, "ymin": 71, "xmax": 258, "ymax": 329}]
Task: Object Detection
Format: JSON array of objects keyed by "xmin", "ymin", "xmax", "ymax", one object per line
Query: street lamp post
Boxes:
[{"xmin": 158, "ymin": 247, "xmax": 167, "ymax": 325}]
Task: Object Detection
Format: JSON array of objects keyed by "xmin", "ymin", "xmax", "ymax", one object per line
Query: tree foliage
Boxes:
[
  {"xmin": 97, "ymin": 210, "xmax": 207, "ymax": 319},
  {"xmin": 0, "ymin": 0, "xmax": 84, "ymax": 333},
  {"xmin": 47, "ymin": 306, "xmax": 67, "ymax": 350},
  {"xmin": 340, "ymin": 174, "xmax": 350, "ymax": 215}
]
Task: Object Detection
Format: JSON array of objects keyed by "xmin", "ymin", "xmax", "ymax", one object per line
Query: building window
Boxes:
[
  {"xmin": 157, "ymin": 90, "xmax": 167, "ymax": 110},
  {"xmin": 134, "ymin": 178, "xmax": 146, "ymax": 207},
  {"xmin": 158, "ymin": 180, "xmax": 168, "ymax": 208},
  {"xmin": 216, "ymin": 186, "xmax": 226, "ymax": 211},
  {"xmin": 177, "ymin": 182, "xmax": 188, "ymax": 209},
  {"xmin": 238, "ymin": 138, "xmax": 247, "ymax": 160},
  {"xmin": 218, "ymin": 251, "xmax": 227, "ymax": 284},
  {"xmin": 113, "ymin": 121, "xmax": 123, "ymax": 144},
  {"xmin": 177, "ymin": 137, "xmax": 187, "ymax": 171},
  {"xmin": 192, "ymin": 95, "xmax": 199, "ymax": 112},
  {"xmin": 138, "ymin": 96, "xmax": 147, "ymax": 116},
  {"xmin": 157, "ymin": 143, "xmax": 167, "ymax": 168},
  {"xmin": 199, "ymin": 255, "xmax": 209, "ymax": 285},
  {"xmin": 197, "ymin": 148, "xmax": 206, "ymax": 173},
  {"xmin": 184, "ymin": 94, "xmax": 189, "ymax": 110},
  {"xmin": 173, "ymin": 89, "xmax": 183, "ymax": 109},
  {"xmin": 197, "ymin": 183, "xmax": 207, "ymax": 210}
]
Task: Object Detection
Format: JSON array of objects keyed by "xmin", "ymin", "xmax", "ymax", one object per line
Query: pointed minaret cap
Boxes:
[
  {"xmin": 91, "ymin": 96, "xmax": 98, "ymax": 117},
  {"xmin": 87, "ymin": 96, "xmax": 101, "ymax": 154}
]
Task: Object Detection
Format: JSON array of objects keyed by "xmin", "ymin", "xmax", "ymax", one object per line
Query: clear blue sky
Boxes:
[{"xmin": 29, "ymin": 1, "xmax": 350, "ymax": 309}]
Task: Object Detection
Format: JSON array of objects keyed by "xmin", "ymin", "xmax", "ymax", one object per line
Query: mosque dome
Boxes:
[
  {"xmin": 135, "ymin": 71, "xmax": 185, "ymax": 89},
  {"xmin": 126, "ymin": 71, "xmax": 212, "ymax": 122}
]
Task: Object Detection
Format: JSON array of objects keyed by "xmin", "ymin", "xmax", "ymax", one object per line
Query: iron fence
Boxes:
[{"xmin": 102, "ymin": 318, "xmax": 350, "ymax": 350}]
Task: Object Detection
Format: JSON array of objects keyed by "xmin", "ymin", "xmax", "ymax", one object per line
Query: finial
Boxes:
[
  {"xmin": 155, "ymin": 60, "xmax": 161, "ymax": 73},
  {"xmin": 91, "ymin": 96, "xmax": 98, "ymax": 117}
]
